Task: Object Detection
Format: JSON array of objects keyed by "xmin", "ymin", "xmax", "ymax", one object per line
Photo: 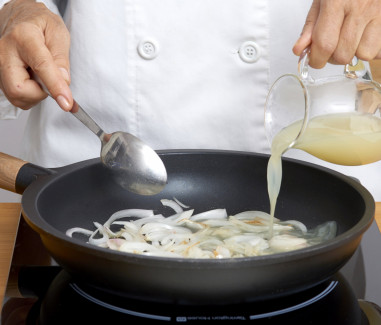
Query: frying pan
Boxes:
[{"xmin": 0, "ymin": 150, "xmax": 375, "ymax": 305}]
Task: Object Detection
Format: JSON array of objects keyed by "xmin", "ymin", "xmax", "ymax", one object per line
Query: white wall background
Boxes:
[{"xmin": 0, "ymin": 110, "xmax": 29, "ymax": 202}]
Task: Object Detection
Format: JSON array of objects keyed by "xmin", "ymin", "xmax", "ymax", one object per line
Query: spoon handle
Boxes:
[
  {"xmin": 71, "ymin": 101, "xmax": 106, "ymax": 140},
  {"xmin": 31, "ymin": 72, "xmax": 107, "ymax": 141}
]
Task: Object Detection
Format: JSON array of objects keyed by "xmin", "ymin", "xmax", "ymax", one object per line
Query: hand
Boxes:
[
  {"xmin": 293, "ymin": 0, "xmax": 381, "ymax": 69},
  {"xmin": 0, "ymin": 0, "xmax": 72, "ymax": 111}
]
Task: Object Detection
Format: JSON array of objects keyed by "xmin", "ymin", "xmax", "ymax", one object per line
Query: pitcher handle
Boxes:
[
  {"xmin": 298, "ymin": 47, "xmax": 371, "ymax": 81},
  {"xmin": 298, "ymin": 48, "xmax": 311, "ymax": 81},
  {"xmin": 345, "ymin": 57, "xmax": 371, "ymax": 80}
]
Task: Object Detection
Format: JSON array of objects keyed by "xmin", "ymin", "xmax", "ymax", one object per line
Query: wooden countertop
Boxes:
[
  {"xmin": 1, "ymin": 202, "xmax": 381, "ymax": 308},
  {"xmin": 0, "ymin": 203, "xmax": 21, "ymax": 307}
]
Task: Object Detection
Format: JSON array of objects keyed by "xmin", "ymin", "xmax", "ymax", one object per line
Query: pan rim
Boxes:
[{"xmin": 20, "ymin": 149, "xmax": 375, "ymax": 266}]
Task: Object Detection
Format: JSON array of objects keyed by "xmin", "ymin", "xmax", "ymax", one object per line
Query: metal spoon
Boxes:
[
  {"xmin": 33, "ymin": 75, "xmax": 167, "ymax": 195},
  {"xmin": 70, "ymin": 101, "xmax": 167, "ymax": 195}
]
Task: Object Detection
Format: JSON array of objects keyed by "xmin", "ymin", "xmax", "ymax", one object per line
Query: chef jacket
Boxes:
[{"xmin": 0, "ymin": 0, "xmax": 380, "ymax": 202}]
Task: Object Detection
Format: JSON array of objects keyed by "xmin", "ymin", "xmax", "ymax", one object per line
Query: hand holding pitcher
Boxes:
[{"xmin": 265, "ymin": 48, "xmax": 381, "ymax": 166}]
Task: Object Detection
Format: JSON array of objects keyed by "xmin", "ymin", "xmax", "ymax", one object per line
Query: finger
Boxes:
[
  {"xmin": 44, "ymin": 16, "xmax": 71, "ymax": 84},
  {"xmin": 293, "ymin": 0, "xmax": 320, "ymax": 56},
  {"xmin": 356, "ymin": 19, "xmax": 381, "ymax": 61},
  {"xmin": 0, "ymin": 54, "xmax": 48, "ymax": 110},
  {"xmin": 292, "ymin": 30, "xmax": 312, "ymax": 57},
  {"xmin": 373, "ymin": 47, "xmax": 381, "ymax": 60},
  {"xmin": 18, "ymin": 29, "xmax": 73, "ymax": 111},
  {"xmin": 331, "ymin": 14, "xmax": 367, "ymax": 65},
  {"xmin": 309, "ymin": 1, "xmax": 345, "ymax": 69}
]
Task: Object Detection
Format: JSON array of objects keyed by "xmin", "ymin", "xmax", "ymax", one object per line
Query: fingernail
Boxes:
[
  {"xmin": 59, "ymin": 67, "xmax": 70, "ymax": 83},
  {"xmin": 57, "ymin": 95, "xmax": 71, "ymax": 111}
]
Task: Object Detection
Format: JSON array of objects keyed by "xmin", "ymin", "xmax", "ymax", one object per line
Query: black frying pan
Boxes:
[{"xmin": 0, "ymin": 150, "xmax": 374, "ymax": 304}]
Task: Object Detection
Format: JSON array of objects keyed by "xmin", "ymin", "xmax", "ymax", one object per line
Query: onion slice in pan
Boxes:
[{"xmin": 66, "ymin": 198, "xmax": 336, "ymax": 258}]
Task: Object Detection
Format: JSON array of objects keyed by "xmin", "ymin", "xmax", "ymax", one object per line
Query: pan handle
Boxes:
[{"xmin": 0, "ymin": 153, "xmax": 54, "ymax": 194}]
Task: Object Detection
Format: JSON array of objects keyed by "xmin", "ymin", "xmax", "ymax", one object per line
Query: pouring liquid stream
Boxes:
[{"xmin": 267, "ymin": 111, "xmax": 381, "ymax": 238}]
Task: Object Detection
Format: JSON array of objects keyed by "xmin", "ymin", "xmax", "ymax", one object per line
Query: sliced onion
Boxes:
[
  {"xmin": 190, "ymin": 209, "xmax": 227, "ymax": 221},
  {"xmin": 173, "ymin": 197, "xmax": 190, "ymax": 208},
  {"xmin": 88, "ymin": 222, "xmax": 110, "ymax": 246},
  {"xmin": 104, "ymin": 209, "xmax": 154, "ymax": 229},
  {"xmin": 133, "ymin": 215, "xmax": 166, "ymax": 227},
  {"xmin": 160, "ymin": 199, "xmax": 183, "ymax": 213},
  {"xmin": 66, "ymin": 227, "xmax": 94, "ymax": 237},
  {"xmin": 166, "ymin": 209, "xmax": 194, "ymax": 224},
  {"xmin": 65, "ymin": 199, "xmax": 336, "ymax": 259},
  {"xmin": 269, "ymin": 234, "xmax": 309, "ymax": 252},
  {"xmin": 234, "ymin": 210, "xmax": 273, "ymax": 221},
  {"xmin": 282, "ymin": 220, "xmax": 308, "ymax": 233}
]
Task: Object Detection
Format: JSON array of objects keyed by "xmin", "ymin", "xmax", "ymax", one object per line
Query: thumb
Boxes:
[{"xmin": 292, "ymin": 0, "xmax": 320, "ymax": 56}]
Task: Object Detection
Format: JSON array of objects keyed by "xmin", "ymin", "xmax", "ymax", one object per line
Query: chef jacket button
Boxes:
[
  {"xmin": 137, "ymin": 38, "xmax": 159, "ymax": 60},
  {"xmin": 239, "ymin": 41, "xmax": 261, "ymax": 63}
]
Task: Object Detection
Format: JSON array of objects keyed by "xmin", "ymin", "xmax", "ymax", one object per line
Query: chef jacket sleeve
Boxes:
[{"xmin": 0, "ymin": 91, "xmax": 21, "ymax": 119}]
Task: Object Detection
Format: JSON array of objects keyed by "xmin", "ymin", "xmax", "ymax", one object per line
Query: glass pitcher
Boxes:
[{"xmin": 264, "ymin": 48, "xmax": 381, "ymax": 166}]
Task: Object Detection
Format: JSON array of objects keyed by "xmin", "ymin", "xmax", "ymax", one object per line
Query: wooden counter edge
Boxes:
[{"xmin": 0, "ymin": 203, "xmax": 21, "ymax": 308}]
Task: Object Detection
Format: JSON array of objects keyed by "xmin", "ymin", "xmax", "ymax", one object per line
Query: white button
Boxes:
[
  {"xmin": 239, "ymin": 41, "xmax": 260, "ymax": 63},
  {"xmin": 137, "ymin": 39, "xmax": 159, "ymax": 60}
]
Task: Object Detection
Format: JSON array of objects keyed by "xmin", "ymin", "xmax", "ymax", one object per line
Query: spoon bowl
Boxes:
[
  {"xmin": 101, "ymin": 131, "xmax": 167, "ymax": 195},
  {"xmin": 70, "ymin": 101, "xmax": 167, "ymax": 195}
]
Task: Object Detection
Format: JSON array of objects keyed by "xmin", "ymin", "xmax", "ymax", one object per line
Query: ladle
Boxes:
[{"xmin": 32, "ymin": 74, "xmax": 167, "ymax": 195}]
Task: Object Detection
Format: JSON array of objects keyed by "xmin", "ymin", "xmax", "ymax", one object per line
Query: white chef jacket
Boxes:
[
  {"xmin": 0, "ymin": 0, "xmax": 312, "ymax": 159},
  {"xmin": 0, "ymin": 0, "xmax": 381, "ymax": 304},
  {"xmin": 1, "ymin": 0, "xmax": 380, "ymax": 201}
]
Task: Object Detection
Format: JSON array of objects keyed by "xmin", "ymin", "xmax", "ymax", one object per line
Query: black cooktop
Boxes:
[{"xmin": 9, "ymin": 266, "xmax": 370, "ymax": 325}]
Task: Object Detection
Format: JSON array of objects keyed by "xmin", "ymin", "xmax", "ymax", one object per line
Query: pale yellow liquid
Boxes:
[{"xmin": 267, "ymin": 112, "xmax": 381, "ymax": 236}]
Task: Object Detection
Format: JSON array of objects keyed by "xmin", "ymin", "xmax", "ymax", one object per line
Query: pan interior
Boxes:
[{"xmin": 31, "ymin": 151, "xmax": 368, "ymax": 242}]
